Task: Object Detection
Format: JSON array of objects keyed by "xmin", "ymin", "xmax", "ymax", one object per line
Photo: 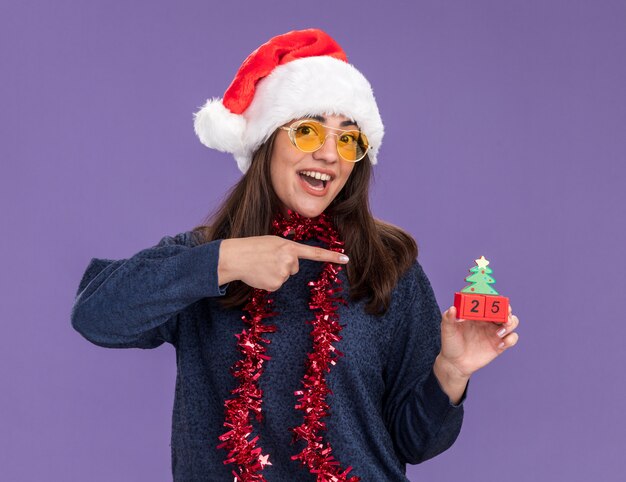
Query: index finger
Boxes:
[{"xmin": 292, "ymin": 241, "xmax": 349, "ymax": 264}]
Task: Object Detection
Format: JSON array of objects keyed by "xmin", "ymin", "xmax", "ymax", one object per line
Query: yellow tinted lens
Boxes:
[
  {"xmin": 337, "ymin": 130, "xmax": 369, "ymax": 161},
  {"xmin": 293, "ymin": 121, "xmax": 324, "ymax": 151}
]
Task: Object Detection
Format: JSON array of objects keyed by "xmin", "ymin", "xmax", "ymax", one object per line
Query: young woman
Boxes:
[{"xmin": 71, "ymin": 29, "xmax": 520, "ymax": 482}]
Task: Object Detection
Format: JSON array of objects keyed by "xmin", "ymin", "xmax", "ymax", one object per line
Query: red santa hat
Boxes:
[{"xmin": 193, "ymin": 28, "xmax": 385, "ymax": 173}]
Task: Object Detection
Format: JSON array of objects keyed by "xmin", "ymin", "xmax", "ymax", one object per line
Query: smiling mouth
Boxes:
[{"xmin": 298, "ymin": 172, "xmax": 328, "ymax": 189}]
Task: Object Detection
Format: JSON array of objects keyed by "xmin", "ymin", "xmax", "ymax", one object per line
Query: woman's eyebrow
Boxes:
[{"xmin": 309, "ymin": 115, "xmax": 359, "ymax": 128}]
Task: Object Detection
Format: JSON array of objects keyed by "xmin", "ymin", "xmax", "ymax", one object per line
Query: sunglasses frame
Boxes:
[{"xmin": 278, "ymin": 119, "xmax": 371, "ymax": 162}]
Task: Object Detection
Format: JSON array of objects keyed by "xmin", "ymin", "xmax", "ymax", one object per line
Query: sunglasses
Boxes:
[{"xmin": 278, "ymin": 119, "xmax": 371, "ymax": 162}]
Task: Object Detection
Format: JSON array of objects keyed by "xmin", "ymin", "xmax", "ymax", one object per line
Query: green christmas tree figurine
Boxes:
[
  {"xmin": 460, "ymin": 256, "xmax": 499, "ymax": 295},
  {"xmin": 454, "ymin": 256, "xmax": 509, "ymax": 322}
]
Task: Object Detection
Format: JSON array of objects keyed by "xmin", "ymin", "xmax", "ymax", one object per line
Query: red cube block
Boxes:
[
  {"xmin": 454, "ymin": 292, "xmax": 485, "ymax": 320},
  {"xmin": 483, "ymin": 295, "xmax": 509, "ymax": 323}
]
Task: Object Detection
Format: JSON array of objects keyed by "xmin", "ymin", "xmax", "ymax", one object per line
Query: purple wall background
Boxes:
[{"xmin": 2, "ymin": 1, "xmax": 625, "ymax": 480}]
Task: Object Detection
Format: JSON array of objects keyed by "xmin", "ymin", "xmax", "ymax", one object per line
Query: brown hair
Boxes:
[{"xmin": 192, "ymin": 130, "xmax": 418, "ymax": 316}]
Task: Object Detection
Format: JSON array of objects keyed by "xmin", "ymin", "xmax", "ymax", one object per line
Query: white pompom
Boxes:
[{"xmin": 193, "ymin": 98, "xmax": 246, "ymax": 156}]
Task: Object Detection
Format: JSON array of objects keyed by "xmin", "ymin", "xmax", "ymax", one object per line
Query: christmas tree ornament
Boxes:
[{"xmin": 453, "ymin": 256, "xmax": 509, "ymax": 323}]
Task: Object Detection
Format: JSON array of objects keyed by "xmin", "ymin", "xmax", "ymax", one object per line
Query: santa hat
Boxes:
[{"xmin": 193, "ymin": 28, "xmax": 384, "ymax": 173}]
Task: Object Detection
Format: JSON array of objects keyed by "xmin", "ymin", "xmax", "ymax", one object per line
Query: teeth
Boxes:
[{"xmin": 300, "ymin": 171, "xmax": 331, "ymax": 181}]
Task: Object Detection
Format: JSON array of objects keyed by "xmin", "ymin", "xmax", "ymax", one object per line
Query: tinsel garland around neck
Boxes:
[{"xmin": 217, "ymin": 209, "xmax": 360, "ymax": 482}]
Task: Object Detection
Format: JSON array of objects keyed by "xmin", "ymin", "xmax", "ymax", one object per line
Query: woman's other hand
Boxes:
[
  {"xmin": 433, "ymin": 304, "xmax": 520, "ymax": 404},
  {"xmin": 217, "ymin": 236, "xmax": 349, "ymax": 292}
]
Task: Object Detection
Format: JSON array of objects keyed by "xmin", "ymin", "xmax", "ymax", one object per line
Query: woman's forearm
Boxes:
[{"xmin": 433, "ymin": 354, "xmax": 470, "ymax": 405}]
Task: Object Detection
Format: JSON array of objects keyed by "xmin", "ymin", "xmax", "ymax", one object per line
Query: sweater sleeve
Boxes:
[
  {"xmin": 382, "ymin": 261, "xmax": 467, "ymax": 465},
  {"xmin": 71, "ymin": 232, "xmax": 228, "ymax": 349}
]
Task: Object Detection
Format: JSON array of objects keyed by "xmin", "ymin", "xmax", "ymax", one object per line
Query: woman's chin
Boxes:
[{"xmin": 284, "ymin": 202, "xmax": 326, "ymax": 219}]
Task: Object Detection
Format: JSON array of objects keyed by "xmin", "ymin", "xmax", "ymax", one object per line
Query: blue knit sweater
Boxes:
[{"xmin": 71, "ymin": 231, "xmax": 466, "ymax": 481}]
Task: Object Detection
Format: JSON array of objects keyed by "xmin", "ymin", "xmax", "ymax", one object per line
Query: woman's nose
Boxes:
[{"xmin": 313, "ymin": 133, "xmax": 339, "ymax": 163}]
